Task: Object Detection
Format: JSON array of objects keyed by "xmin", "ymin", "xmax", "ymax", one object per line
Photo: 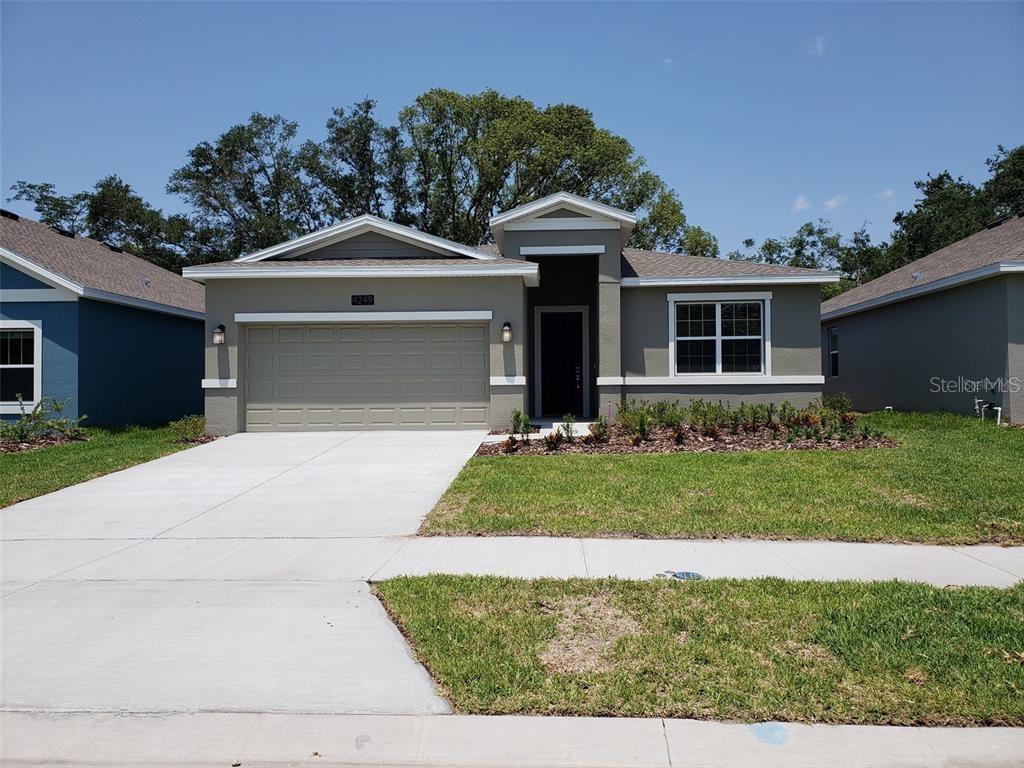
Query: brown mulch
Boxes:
[
  {"xmin": 477, "ymin": 424, "xmax": 895, "ymax": 457},
  {"xmin": 0, "ymin": 434, "xmax": 89, "ymax": 453},
  {"xmin": 178, "ymin": 435, "xmax": 219, "ymax": 446}
]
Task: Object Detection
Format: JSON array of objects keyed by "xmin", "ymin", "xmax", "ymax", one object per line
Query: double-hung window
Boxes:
[
  {"xmin": 828, "ymin": 327, "xmax": 839, "ymax": 377},
  {"xmin": 0, "ymin": 321, "xmax": 41, "ymax": 408},
  {"xmin": 671, "ymin": 295, "xmax": 768, "ymax": 375}
]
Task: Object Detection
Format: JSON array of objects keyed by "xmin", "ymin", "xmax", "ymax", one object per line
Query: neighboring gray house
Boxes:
[
  {"xmin": 1, "ymin": 211, "xmax": 205, "ymax": 426},
  {"xmin": 183, "ymin": 192, "xmax": 837, "ymax": 434},
  {"xmin": 821, "ymin": 216, "xmax": 1023, "ymax": 424}
]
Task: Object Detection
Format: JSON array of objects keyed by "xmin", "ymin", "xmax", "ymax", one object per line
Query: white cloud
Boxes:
[
  {"xmin": 805, "ymin": 35, "xmax": 826, "ymax": 56},
  {"xmin": 824, "ymin": 194, "xmax": 848, "ymax": 211},
  {"xmin": 661, "ymin": 57, "xmax": 675, "ymax": 69},
  {"xmin": 792, "ymin": 194, "xmax": 811, "ymax": 212},
  {"xmin": 875, "ymin": 189, "xmax": 897, "ymax": 207}
]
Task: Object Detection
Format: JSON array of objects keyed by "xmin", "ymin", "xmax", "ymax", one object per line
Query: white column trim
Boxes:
[
  {"xmin": 490, "ymin": 376, "xmax": 526, "ymax": 386},
  {"xmin": 201, "ymin": 379, "xmax": 237, "ymax": 389}
]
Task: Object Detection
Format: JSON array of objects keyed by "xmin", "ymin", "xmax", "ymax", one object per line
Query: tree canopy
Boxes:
[{"xmin": 9, "ymin": 90, "xmax": 718, "ymax": 270}]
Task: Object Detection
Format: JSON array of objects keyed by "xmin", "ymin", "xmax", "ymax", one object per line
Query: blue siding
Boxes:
[
  {"xmin": 0, "ymin": 300, "xmax": 80, "ymax": 420},
  {"xmin": 1, "ymin": 262, "xmax": 53, "ymax": 289},
  {"xmin": 78, "ymin": 299, "xmax": 203, "ymax": 426}
]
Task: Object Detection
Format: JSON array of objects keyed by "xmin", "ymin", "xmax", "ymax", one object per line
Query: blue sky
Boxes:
[{"xmin": 2, "ymin": 1, "xmax": 1021, "ymax": 253}]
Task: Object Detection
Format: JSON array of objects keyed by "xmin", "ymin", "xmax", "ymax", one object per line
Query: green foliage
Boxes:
[
  {"xmin": 0, "ymin": 397, "xmax": 87, "ymax": 444},
  {"xmin": 542, "ymin": 430, "xmax": 563, "ymax": 451},
  {"xmin": 509, "ymin": 408, "xmax": 527, "ymax": 437},
  {"xmin": 824, "ymin": 391, "xmax": 855, "ymax": 413},
  {"xmin": 615, "ymin": 400, "xmax": 652, "ymax": 441},
  {"xmin": 167, "ymin": 414, "xmax": 206, "ymax": 443},
  {"xmin": 559, "ymin": 413, "xmax": 576, "ymax": 442},
  {"xmin": 588, "ymin": 413, "xmax": 610, "ymax": 443}
]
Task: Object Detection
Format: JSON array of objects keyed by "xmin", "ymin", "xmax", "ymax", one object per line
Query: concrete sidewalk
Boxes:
[{"xmin": 3, "ymin": 711, "xmax": 1021, "ymax": 768}]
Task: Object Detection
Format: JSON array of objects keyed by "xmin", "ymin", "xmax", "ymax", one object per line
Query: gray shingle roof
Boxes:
[
  {"xmin": 1, "ymin": 214, "xmax": 204, "ymax": 314},
  {"xmin": 821, "ymin": 216, "xmax": 1024, "ymax": 317}
]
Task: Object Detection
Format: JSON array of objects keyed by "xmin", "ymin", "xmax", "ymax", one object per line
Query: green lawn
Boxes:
[
  {"xmin": 376, "ymin": 575, "xmax": 1024, "ymax": 725},
  {"xmin": 0, "ymin": 426, "xmax": 191, "ymax": 507},
  {"xmin": 422, "ymin": 412, "xmax": 1024, "ymax": 544}
]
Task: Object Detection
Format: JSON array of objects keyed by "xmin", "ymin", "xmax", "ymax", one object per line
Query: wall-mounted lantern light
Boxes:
[
  {"xmin": 501, "ymin": 322, "xmax": 512, "ymax": 343},
  {"xmin": 212, "ymin": 324, "xmax": 226, "ymax": 345}
]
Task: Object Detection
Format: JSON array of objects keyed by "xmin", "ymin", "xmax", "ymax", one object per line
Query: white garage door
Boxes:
[{"xmin": 243, "ymin": 323, "xmax": 489, "ymax": 431}]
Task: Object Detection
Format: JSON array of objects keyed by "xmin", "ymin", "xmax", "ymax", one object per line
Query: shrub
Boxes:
[
  {"xmin": 823, "ymin": 391, "xmax": 854, "ymax": 413},
  {"xmin": 589, "ymin": 413, "xmax": 610, "ymax": 443},
  {"xmin": 647, "ymin": 400, "xmax": 687, "ymax": 428},
  {"xmin": 560, "ymin": 413, "xmax": 576, "ymax": 442},
  {"xmin": 502, "ymin": 435, "xmax": 518, "ymax": 454},
  {"xmin": 168, "ymin": 414, "xmax": 205, "ymax": 443},
  {"xmin": 543, "ymin": 430, "xmax": 563, "ymax": 451},
  {"xmin": 0, "ymin": 396, "xmax": 87, "ymax": 444}
]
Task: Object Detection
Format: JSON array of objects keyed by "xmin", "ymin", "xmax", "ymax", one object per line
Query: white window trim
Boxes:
[
  {"xmin": 533, "ymin": 305, "xmax": 590, "ymax": 419},
  {"xmin": 828, "ymin": 327, "xmax": 839, "ymax": 378},
  {"xmin": 0, "ymin": 319, "xmax": 42, "ymax": 414},
  {"xmin": 667, "ymin": 292, "xmax": 772, "ymax": 378}
]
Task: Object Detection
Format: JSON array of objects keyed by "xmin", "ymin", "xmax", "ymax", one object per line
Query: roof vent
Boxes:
[
  {"xmin": 0, "ymin": 209, "xmax": 19, "ymax": 221},
  {"xmin": 142, "ymin": 278, "xmax": 152, "ymax": 288},
  {"xmin": 105, "ymin": 243, "xmax": 123, "ymax": 253},
  {"xmin": 50, "ymin": 226, "xmax": 75, "ymax": 239},
  {"xmin": 911, "ymin": 271, "xmax": 924, "ymax": 281}
]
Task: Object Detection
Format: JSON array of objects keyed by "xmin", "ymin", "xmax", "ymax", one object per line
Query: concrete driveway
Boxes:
[{"xmin": 1, "ymin": 431, "xmax": 485, "ymax": 716}]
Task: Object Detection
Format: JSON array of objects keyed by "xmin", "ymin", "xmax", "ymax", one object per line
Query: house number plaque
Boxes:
[{"xmin": 351, "ymin": 295, "xmax": 375, "ymax": 306}]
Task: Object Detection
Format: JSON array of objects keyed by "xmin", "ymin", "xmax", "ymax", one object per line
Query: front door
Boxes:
[{"xmin": 539, "ymin": 311, "xmax": 584, "ymax": 417}]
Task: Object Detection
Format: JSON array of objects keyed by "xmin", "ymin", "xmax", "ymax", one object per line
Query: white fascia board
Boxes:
[
  {"xmin": 235, "ymin": 215, "xmax": 498, "ymax": 263},
  {"xmin": 519, "ymin": 245, "xmax": 606, "ymax": 256},
  {"xmin": 81, "ymin": 288, "xmax": 204, "ymax": 320},
  {"xmin": 616, "ymin": 375, "xmax": 824, "ymax": 386},
  {"xmin": 489, "ymin": 192, "xmax": 636, "ymax": 228},
  {"xmin": 623, "ymin": 274, "xmax": 840, "ymax": 287},
  {"xmin": 0, "ymin": 247, "xmax": 84, "ymax": 294},
  {"xmin": 490, "ymin": 376, "xmax": 526, "ymax": 386},
  {"xmin": 821, "ymin": 262, "xmax": 1024, "ymax": 321},
  {"xmin": 184, "ymin": 264, "xmax": 540, "ymax": 287},
  {"xmin": 234, "ymin": 311, "xmax": 493, "ymax": 324},
  {"xmin": 201, "ymin": 378, "xmax": 237, "ymax": 389},
  {"xmin": 504, "ymin": 219, "xmax": 621, "ymax": 232}
]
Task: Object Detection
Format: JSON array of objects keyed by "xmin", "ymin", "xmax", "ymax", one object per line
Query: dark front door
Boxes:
[{"xmin": 540, "ymin": 311, "xmax": 584, "ymax": 416}]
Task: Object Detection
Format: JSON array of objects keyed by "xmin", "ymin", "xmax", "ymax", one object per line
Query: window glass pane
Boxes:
[
  {"xmin": 830, "ymin": 352, "xmax": 839, "ymax": 377},
  {"xmin": 0, "ymin": 367, "xmax": 34, "ymax": 402},
  {"xmin": 676, "ymin": 339, "xmax": 716, "ymax": 373},
  {"xmin": 676, "ymin": 303, "xmax": 715, "ymax": 338},
  {"xmin": 0, "ymin": 330, "xmax": 33, "ymax": 366},
  {"xmin": 722, "ymin": 302, "xmax": 761, "ymax": 337},
  {"xmin": 722, "ymin": 339, "xmax": 762, "ymax": 373},
  {"xmin": 829, "ymin": 328, "xmax": 839, "ymax": 352}
]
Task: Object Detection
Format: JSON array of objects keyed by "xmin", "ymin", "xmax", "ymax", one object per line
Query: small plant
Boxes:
[
  {"xmin": 502, "ymin": 435, "xmax": 518, "ymax": 454},
  {"xmin": 543, "ymin": 430, "xmax": 563, "ymax": 451},
  {"xmin": 560, "ymin": 413, "xmax": 576, "ymax": 442},
  {"xmin": 823, "ymin": 391, "xmax": 854, "ymax": 413},
  {"xmin": 168, "ymin": 414, "xmax": 205, "ymax": 443},
  {"xmin": 673, "ymin": 424, "xmax": 688, "ymax": 445},
  {"xmin": 0, "ymin": 396, "xmax": 87, "ymax": 444},
  {"xmin": 589, "ymin": 413, "xmax": 610, "ymax": 443}
]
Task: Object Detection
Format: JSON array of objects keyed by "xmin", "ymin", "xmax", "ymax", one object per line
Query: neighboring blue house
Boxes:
[{"xmin": 1, "ymin": 210, "xmax": 205, "ymax": 426}]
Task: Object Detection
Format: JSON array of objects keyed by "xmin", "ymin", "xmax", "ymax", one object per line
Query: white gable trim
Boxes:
[
  {"xmin": 184, "ymin": 263, "xmax": 540, "ymax": 287},
  {"xmin": 235, "ymin": 215, "xmax": 499, "ymax": 263},
  {"xmin": 821, "ymin": 262, "xmax": 1024, "ymax": 321},
  {"xmin": 489, "ymin": 192, "xmax": 636, "ymax": 228},
  {"xmin": 0, "ymin": 247, "xmax": 85, "ymax": 294}
]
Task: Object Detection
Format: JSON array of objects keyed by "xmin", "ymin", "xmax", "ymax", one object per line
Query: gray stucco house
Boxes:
[
  {"xmin": 1, "ymin": 211, "xmax": 205, "ymax": 426},
  {"xmin": 822, "ymin": 215, "xmax": 1023, "ymax": 424},
  {"xmin": 183, "ymin": 192, "xmax": 837, "ymax": 434}
]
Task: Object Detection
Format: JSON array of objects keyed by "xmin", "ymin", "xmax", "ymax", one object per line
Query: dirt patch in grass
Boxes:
[{"xmin": 538, "ymin": 593, "xmax": 641, "ymax": 675}]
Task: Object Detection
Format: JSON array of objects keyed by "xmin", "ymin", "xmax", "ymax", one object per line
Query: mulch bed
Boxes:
[
  {"xmin": 477, "ymin": 424, "xmax": 895, "ymax": 456},
  {"xmin": 0, "ymin": 434, "xmax": 89, "ymax": 454},
  {"xmin": 178, "ymin": 435, "xmax": 219, "ymax": 446}
]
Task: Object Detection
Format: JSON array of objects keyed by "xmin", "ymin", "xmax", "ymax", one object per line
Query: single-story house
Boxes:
[
  {"xmin": 183, "ymin": 192, "xmax": 838, "ymax": 434},
  {"xmin": 821, "ymin": 215, "xmax": 1023, "ymax": 424},
  {"xmin": 1, "ymin": 210, "xmax": 205, "ymax": 426}
]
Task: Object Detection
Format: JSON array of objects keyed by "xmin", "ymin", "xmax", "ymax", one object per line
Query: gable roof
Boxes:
[
  {"xmin": 0, "ymin": 213, "xmax": 204, "ymax": 318},
  {"xmin": 235, "ymin": 214, "xmax": 499, "ymax": 263},
  {"xmin": 621, "ymin": 249, "xmax": 837, "ymax": 285},
  {"xmin": 488, "ymin": 192, "xmax": 637, "ymax": 228},
  {"xmin": 821, "ymin": 216, "xmax": 1024, "ymax": 320}
]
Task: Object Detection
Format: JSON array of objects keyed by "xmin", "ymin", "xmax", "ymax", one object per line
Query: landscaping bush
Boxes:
[
  {"xmin": 588, "ymin": 413, "xmax": 610, "ymax": 443},
  {"xmin": 560, "ymin": 413, "xmax": 576, "ymax": 442},
  {"xmin": 0, "ymin": 397, "xmax": 87, "ymax": 445},
  {"xmin": 167, "ymin": 414, "xmax": 206, "ymax": 443},
  {"xmin": 824, "ymin": 391, "xmax": 855, "ymax": 413}
]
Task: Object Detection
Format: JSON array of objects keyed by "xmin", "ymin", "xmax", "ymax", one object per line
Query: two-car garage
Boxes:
[{"xmin": 242, "ymin": 321, "xmax": 490, "ymax": 431}]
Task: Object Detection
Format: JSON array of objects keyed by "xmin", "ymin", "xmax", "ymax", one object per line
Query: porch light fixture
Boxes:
[
  {"xmin": 212, "ymin": 324, "xmax": 226, "ymax": 345},
  {"xmin": 501, "ymin": 322, "xmax": 512, "ymax": 343}
]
